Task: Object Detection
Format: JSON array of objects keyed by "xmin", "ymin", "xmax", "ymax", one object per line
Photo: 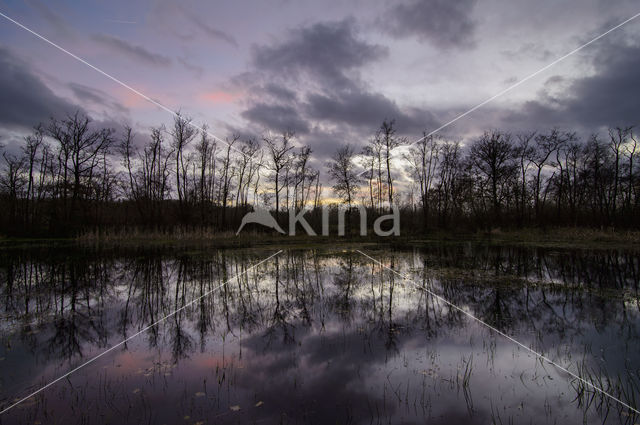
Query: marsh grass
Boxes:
[
  {"xmin": 571, "ymin": 360, "xmax": 640, "ymax": 422},
  {"xmin": 2, "ymin": 226, "xmax": 639, "ymax": 252},
  {"xmin": 409, "ymin": 227, "xmax": 640, "ymax": 250}
]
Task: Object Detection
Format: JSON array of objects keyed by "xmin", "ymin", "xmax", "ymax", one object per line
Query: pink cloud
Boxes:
[
  {"xmin": 200, "ymin": 90, "xmax": 239, "ymax": 104},
  {"xmin": 117, "ymin": 87, "xmax": 153, "ymax": 108}
]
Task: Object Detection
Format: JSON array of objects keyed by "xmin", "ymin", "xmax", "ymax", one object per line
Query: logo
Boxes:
[
  {"xmin": 236, "ymin": 206, "xmax": 286, "ymax": 235},
  {"xmin": 236, "ymin": 204, "xmax": 400, "ymax": 236}
]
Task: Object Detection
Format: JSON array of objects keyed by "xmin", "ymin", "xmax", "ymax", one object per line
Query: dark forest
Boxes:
[{"xmin": 1, "ymin": 112, "xmax": 637, "ymax": 236}]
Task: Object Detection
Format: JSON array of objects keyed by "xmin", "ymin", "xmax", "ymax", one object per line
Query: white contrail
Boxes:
[
  {"xmin": 355, "ymin": 11, "xmax": 640, "ymax": 177},
  {"xmin": 0, "ymin": 250, "xmax": 283, "ymax": 415},
  {"xmin": 356, "ymin": 249, "xmax": 640, "ymax": 415},
  {"xmin": 0, "ymin": 11, "xmax": 251, "ymax": 160},
  {"xmin": 104, "ymin": 19, "xmax": 137, "ymax": 24}
]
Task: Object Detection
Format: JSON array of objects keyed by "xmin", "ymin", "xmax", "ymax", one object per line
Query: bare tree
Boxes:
[
  {"xmin": 143, "ymin": 126, "xmax": 174, "ymax": 223},
  {"xmin": 623, "ymin": 129, "xmax": 637, "ymax": 212},
  {"xmin": 264, "ymin": 131, "xmax": 295, "ymax": 223},
  {"xmin": 583, "ymin": 135, "xmax": 612, "ymax": 220},
  {"xmin": 514, "ymin": 132, "xmax": 535, "ymax": 224},
  {"xmin": 195, "ymin": 125, "xmax": 216, "ymax": 224},
  {"xmin": 531, "ymin": 129, "xmax": 571, "ymax": 220},
  {"xmin": 361, "ymin": 144, "xmax": 377, "ymax": 209},
  {"xmin": 231, "ymin": 138, "xmax": 260, "ymax": 226},
  {"xmin": 171, "ymin": 113, "xmax": 196, "ymax": 211},
  {"xmin": 380, "ymin": 120, "xmax": 401, "ymax": 210},
  {"xmin": 22, "ymin": 125, "xmax": 44, "ymax": 228},
  {"xmin": 1, "ymin": 150, "xmax": 26, "ymax": 225},
  {"xmin": 119, "ymin": 125, "xmax": 138, "ymax": 201},
  {"xmin": 366, "ymin": 133, "xmax": 385, "ymax": 211},
  {"xmin": 327, "ymin": 145, "xmax": 360, "ymax": 209},
  {"xmin": 218, "ymin": 136, "xmax": 238, "ymax": 229},
  {"xmin": 436, "ymin": 141, "xmax": 462, "ymax": 226},
  {"xmin": 293, "ymin": 146, "xmax": 312, "ymax": 212},
  {"xmin": 405, "ymin": 133, "xmax": 440, "ymax": 229},
  {"xmin": 4, "ymin": 110, "xmax": 640, "ymax": 235},
  {"xmin": 608, "ymin": 127, "xmax": 633, "ymax": 217},
  {"xmin": 47, "ymin": 112, "xmax": 113, "ymax": 223},
  {"xmin": 469, "ymin": 131, "xmax": 517, "ymax": 218},
  {"xmin": 327, "ymin": 145, "xmax": 360, "ymax": 232}
]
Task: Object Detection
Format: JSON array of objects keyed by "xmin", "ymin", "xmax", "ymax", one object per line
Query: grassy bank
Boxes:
[
  {"xmin": 413, "ymin": 227, "xmax": 640, "ymax": 249},
  {"xmin": 1, "ymin": 226, "xmax": 639, "ymax": 251}
]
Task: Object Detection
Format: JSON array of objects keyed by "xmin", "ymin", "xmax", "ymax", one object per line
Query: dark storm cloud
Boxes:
[
  {"xmin": 383, "ymin": 0, "xmax": 477, "ymax": 49},
  {"xmin": 236, "ymin": 18, "xmax": 438, "ymax": 146},
  {"xmin": 563, "ymin": 41, "xmax": 640, "ymax": 127},
  {"xmin": 263, "ymin": 83, "xmax": 298, "ymax": 102},
  {"xmin": 68, "ymin": 83, "xmax": 104, "ymax": 105},
  {"xmin": 92, "ymin": 34, "xmax": 172, "ymax": 66},
  {"xmin": 241, "ymin": 103, "xmax": 310, "ymax": 134},
  {"xmin": 149, "ymin": 2, "xmax": 238, "ymax": 47},
  {"xmin": 305, "ymin": 90, "xmax": 437, "ymax": 132},
  {"xmin": 504, "ymin": 40, "xmax": 640, "ymax": 131},
  {"xmin": 251, "ymin": 18, "xmax": 388, "ymax": 90},
  {"xmin": 0, "ymin": 46, "xmax": 80, "ymax": 129},
  {"xmin": 183, "ymin": 11, "xmax": 239, "ymax": 47},
  {"xmin": 68, "ymin": 82, "xmax": 129, "ymax": 114},
  {"xmin": 302, "ymin": 128, "xmax": 353, "ymax": 160}
]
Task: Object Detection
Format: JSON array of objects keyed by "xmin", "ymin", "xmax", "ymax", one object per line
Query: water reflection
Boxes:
[{"xmin": 0, "ymin": 245, "xmax": 638, "ymax": 424}]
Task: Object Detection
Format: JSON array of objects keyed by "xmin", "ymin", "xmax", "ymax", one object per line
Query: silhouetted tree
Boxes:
[{"xmin": 264, "ymin": 131, "xmax": 295, "ymax": 223}]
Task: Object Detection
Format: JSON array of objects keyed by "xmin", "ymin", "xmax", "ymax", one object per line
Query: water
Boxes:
[{"xmin": 0, "ymin": 244, "xmax": 639, "ymax": 424}]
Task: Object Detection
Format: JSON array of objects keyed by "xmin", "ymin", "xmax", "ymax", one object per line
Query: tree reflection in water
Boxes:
[{"xmin": 0, "ymin": 245, "xmax": 638, "ymax": 424}]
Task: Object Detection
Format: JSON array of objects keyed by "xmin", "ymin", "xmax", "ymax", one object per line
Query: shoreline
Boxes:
[{"xmin": 1, "ymin": 227, "xmax": 639, "ymax": 251}]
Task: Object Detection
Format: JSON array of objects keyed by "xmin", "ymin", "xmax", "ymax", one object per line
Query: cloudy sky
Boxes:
[{"xmin": 0, "ymin": 0, "xmax": 639, "ymax": 165}]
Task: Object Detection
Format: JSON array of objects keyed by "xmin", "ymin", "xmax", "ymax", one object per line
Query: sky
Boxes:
[{"xmin": 0, "ymin": 0, "xmax": 639, "ymax": 173}]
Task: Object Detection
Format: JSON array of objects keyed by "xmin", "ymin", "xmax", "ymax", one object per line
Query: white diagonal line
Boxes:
[
  {"xmin": 355, "ymin": 249, "xmax": 640, "ymax": 415},
  {"xmin": 0, "ymin": 11, "xmax": 251, "ymax": 160},
  {"xmin": 0, "ymin": 250, "xmax": 283, "ymax": 416},
  {"xmin": 356, "ymin": 11, "xmax": 640, "ymax": 177}
]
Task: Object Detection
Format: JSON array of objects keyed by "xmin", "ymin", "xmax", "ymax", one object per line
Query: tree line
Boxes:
[{"xmin": 0, "ymin": 111, "xmax": 638, "ymax": 236}]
